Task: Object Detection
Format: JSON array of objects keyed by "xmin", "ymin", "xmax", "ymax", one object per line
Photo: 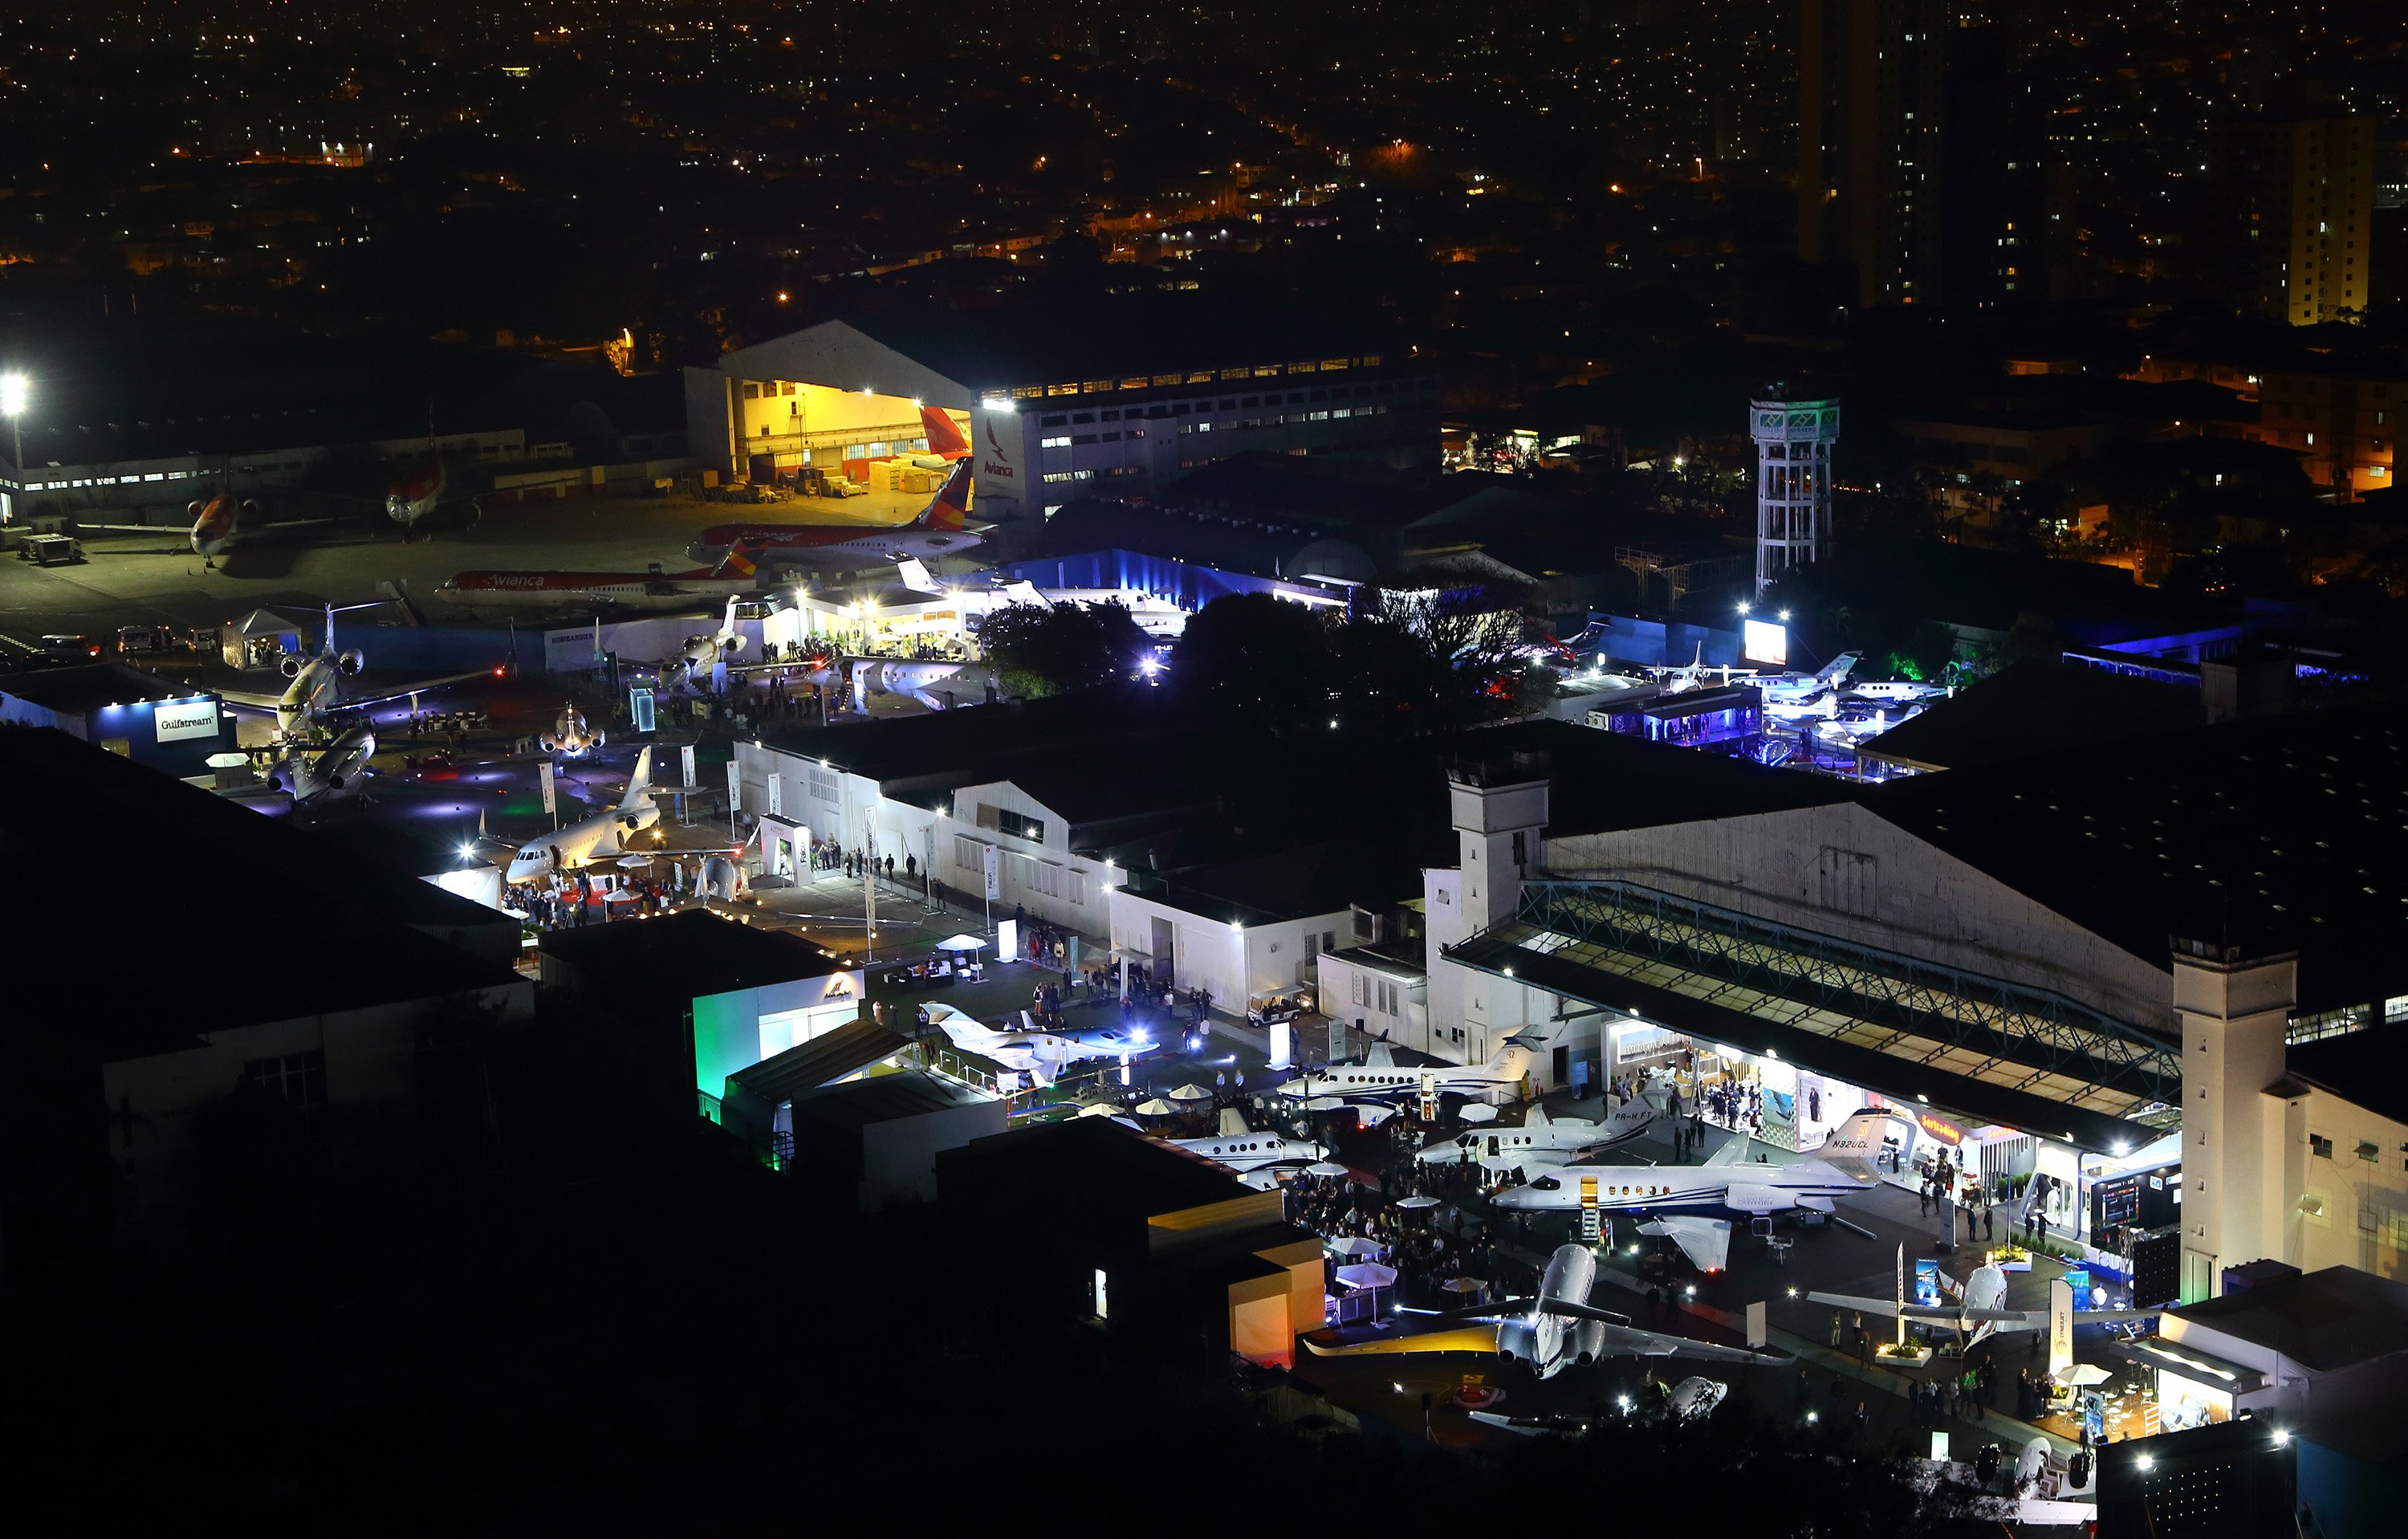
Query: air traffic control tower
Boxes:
[{"xmin": 1751, "ymin": 391, "xmax": 1840, "ymax": 593}]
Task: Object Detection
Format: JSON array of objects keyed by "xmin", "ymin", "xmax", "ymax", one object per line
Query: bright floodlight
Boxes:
[
  {"xmin": 1736, "ymin": 601, "xmax": 1751, "ymax": 615},
  {"xmin": 0, "ymin": 373, "xmax": 24, "ymax": 417}
]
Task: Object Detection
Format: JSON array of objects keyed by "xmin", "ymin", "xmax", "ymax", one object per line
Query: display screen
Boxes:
[{"xmin": 1742, "ymin": 619, "xmax": 1788, "ymax": 666}]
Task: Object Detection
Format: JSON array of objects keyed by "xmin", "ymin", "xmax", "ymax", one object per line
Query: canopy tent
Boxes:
[{"xmin": 221, "ymin": 609, "xmax": 307, "ymax": 670}]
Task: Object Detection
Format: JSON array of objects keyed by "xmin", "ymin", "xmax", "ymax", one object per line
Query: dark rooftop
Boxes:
[
  {"xmin": 2171, "ymin": 1266, "xmax": 2408, "ymax": 1374},
  {"xmin": 844, "ymin": 298, "xmax": 1400, "ymax": 393},
  {"xmin": 1471, "ymin": 718, "xmax": 1857, "ymax": 839},
  {"xmin": 788, "ymin": 1065, "xmax": 993, "ymax": 1130},
  {"xmin": 0, "ymin": 663, "xmax": 214, "ymax": 718},
  {"xmin": 938, "ymin": 1114, "xmax": 1250, "ymax": 1221},
  {"xmin": 2280, "ymin": 1029, "xmax": 2408, "ymax": 1127},
  {"xmin": 1132, "ymin": 833, "xmax": 1454, "ymax": 926},
  {"xmin": 539, "ymin": 907, "xmax": 853, "ymax": 1016},
  {"xmin": 1869, "ymin": 706, "xmax": 2408, "ymax": 1012},
  {"xmin": 725, "ymin": 1020, "xmax": 912, "ymax": 1109},
  {"xmin": 1859, "ymin": 658, "xmax": 2207, "ymax": 773}
]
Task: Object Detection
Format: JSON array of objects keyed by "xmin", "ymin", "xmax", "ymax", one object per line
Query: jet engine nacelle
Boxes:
[
  {"xmin": 280, "ymin": 654, "xmax": 307, "ymax": 678},
  {"xmin": 1497, "ymin": 1321, "xmax": 1538, "ymax": 1365},
  {"xmin": 242, "ymin": 498, "xmax": 262, "ymax": 519},
  {"xmin": 1574, "ymin": 1320, "xmax": 1608, "ymax": 1366},
  {"xmin": 187, "ymin": 499, "xmax": 206, "ymax": 519},
  {"xmin": 722, "ymin": 635, "xmax": 748, "ymax": 655},
  {"xmin": 336, "ymin": 649, "xmax": 365, "ymax": 676}
]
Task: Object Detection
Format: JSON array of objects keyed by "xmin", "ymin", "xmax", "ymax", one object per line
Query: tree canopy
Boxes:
[{"xmin": 975, "ymin": 600, "xmax": 1152, "ymax": 698}]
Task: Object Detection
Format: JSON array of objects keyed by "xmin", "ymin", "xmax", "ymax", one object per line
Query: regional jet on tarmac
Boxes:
[
  {"xmin": 217, "ymin": 603, "xmax": 502, "ymax": 741},
  {"xmin": 1150, "ymin": 1107, "xmax": 1328, "ymax": 1172},
  {"xmin": 1489, "ymin": 1109, "xmax": 1900, "ymax": 1272},
  {"xmin": 434, "ymin": 536, "xmax": 783, "ymax": 613},
  {"xmin": 506, "ymin": 747, "xmax": 661, "ymax": 882},
  {"xmin": 76, "ymin": 478, "xmax": 359, "ymax": 567},
  {"xmin": 1303, "ymin": 1242, "xmax": 1779, "ymax": 1378},
  {"xmin": 264, "ymin": 723, "xmax": 376, "ymax": 804}
]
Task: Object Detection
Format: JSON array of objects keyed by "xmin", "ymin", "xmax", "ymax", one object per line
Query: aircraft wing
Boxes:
[
  {"xmin": 1300, "ymin": 1324, "xmax": 1505, "ymax": 1360},
  {"xmin": 1637, "ymin": 1216, "xmax": 1732, "ymax": 1272},
  {"xmin": 340, "ymin": 668, "xmax": 506, "ymax": 710},
  {"xmin": 217, "ymin": 686, "xmax": 290, "ymax": 710},
  {"xmin": 1535, "ymin": 1295, "xmax": 1634, "ymax": 1327},
  {"xmin": 68, "ymin": 522, "xmax": 190, "ymax": 536},
  {"xmin": 1595, "ymin": 1324, "xmax": 1781, "ymax": 1365},
  {"xmin": 1807, "ymin": 1291, "xmax": 2004, "ymax": 1322},
  {"xmin": 1702, "ymin": 1137, "xmax": 1755, "ymax": 1169}
]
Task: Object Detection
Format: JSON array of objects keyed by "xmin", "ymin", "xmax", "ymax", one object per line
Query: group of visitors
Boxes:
[{"xmin": 1911, "ymin": 1362, "xmax": 1999, "ymax": 1426}]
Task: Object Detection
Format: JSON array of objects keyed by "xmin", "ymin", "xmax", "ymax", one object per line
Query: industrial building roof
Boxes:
[
  {"xmin": 1462, "ymin": 718, "xmax": 1857, "ymax": 838},
  {"xmin": 2172, "ymin": 1267, "xmax": 2408, "ymax": 1374},
  {"xmin": 0, "ymin": 664, "xmax": 211, "ymax": 718},
  {"xmin": 724, "ymin": 1021, "xmax": 913, "ymax": 1110},
  {"xmin": 1858, "ymin": 658, "xmax": 2207, "ymax": 773},
  {"xmin": 840, "ymin": 299, "xmax": 1401, "ymax": 393},
  {"xmin": 938, "ymin": 1115, "xmax": 1249, "ymax": 1220},
  {"xmin": 1126, "ymin": 832, "xmax": 1454, "ymax": 926},
  {"xmin": 539, "ymin": 907, "xmax": 853, "ymax": 1017},
  {"xmin": 761, "ymin": 685, "xmax": 1189, "ymax": 785},
  {"xmin": 0, "ymin": 725, "xmax": 517, "ymax": 1055},
  {"xmin": 788, "ymin": 1065, "xmax": 993, "ymax": 1130},
  {"xmin": 1868, "ymin": 706, "xmax": 2408, "ymax": 1013}
]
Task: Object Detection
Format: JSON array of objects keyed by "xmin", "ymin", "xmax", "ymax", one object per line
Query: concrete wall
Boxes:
[
  {"xmin": 858, "ymin": 1094, "xmax": 1007, "ymax": 1210},
  {"xmin": 1317, "ymin": 952, "xmax": 1433, "ymax": 1056},
  {"xmin": 1105, "ymin": 894, "xmax": 1348, "ymax": 1013},
  {"xmin": 689, "ymin": 971, "xmax": 867, "ymax": 1098},
  {"xmin": 2284, "ymin": 1086, "xmax": 2408, "ymax": 1282}
]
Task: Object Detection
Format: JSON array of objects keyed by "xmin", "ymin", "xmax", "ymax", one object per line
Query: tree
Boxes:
[
  {"xmin": 1172, "ymin": 592, "xmax": 1335, "ymax": 727},
  {"xmin": 974, "ymin": 600, "xmax": 1151, "ymax": 699}
]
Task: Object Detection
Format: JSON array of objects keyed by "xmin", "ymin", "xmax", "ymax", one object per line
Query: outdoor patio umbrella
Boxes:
[
  {"xmin": 1439, "ymin": 1276, "xmax": 1487, "ymax": 1296},
  {"xmin": 1396, "ymin": 1195, "xmax": 1442, "ymax": 1210},
  {"xmin": 1304, "ymin": 1162, "xmax": 1351, "ymax": 1178},
  {"xmin": 1167, "ymin": 1083, "xmax": 1215, "ymax": 1103},
  {"xmin": 2053, "ymin": 1363, "xmax": 2113, "ymax": 1388},
  {"xmin": 1133, "ymin": 1099, "xmax": 1178, "ymax": 1117},
  {"xmin": 1326, "ymin": 1236, "xmax": 1383, "ymax": 1258},
  {"xmin": 614, "ymin": 854, "xmax": 652, "ymax": 869},
  {"xmin": 934, "ymin": 934, "xmax": 987, "ymax": 952},
  {"xmin": 1456, "ymin": 1103, "xmax": 1498, "ymax": 1124}
]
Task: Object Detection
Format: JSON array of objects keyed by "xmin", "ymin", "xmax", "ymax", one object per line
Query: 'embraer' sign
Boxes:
[{"xmin": 154, "ymin": 701, "xmax": 220, "ymax": 743}]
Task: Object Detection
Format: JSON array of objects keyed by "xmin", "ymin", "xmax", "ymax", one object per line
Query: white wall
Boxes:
[{"xmin": 1318, "ymin": 952, "xmax": 1432, "ymax": 1056}]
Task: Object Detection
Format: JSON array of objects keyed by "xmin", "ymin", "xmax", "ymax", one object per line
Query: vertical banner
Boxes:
[
  {"xmin": 628, "ymin": 686, "xmax": 655, "ymax": 735},
  {"xmin": 1895, "ymin": 1243, "xmax": 1908, "ymax": 1348},
  {"xmin": 680, "ymin": 743, "xmax": 697, "ymax": 787},
  {"xmin": 980, "ymin": 841, "xmax": 1000, "ymax": 901},
  {"xmin": 1327, "ymin": 1018, "xmax": 1346, "ymax": 1067},
  {"xmin": 725, "ymin": 757, "xmax": 740, "ymax": 808},
  {"xmin": 2048, "ymin": 1279, "xmax": 2074, "ymax": 1381},
  {"xmin": 766, "ymin": 771, "xmax": 782, "ymax": 817},
  {"xmin": 538, "ymin": 760, "xmax": 556, "ymax": 816},
  {"xmin": 1746, "ymin": 1301, "xmax": 1767, "ymax": 1350}
]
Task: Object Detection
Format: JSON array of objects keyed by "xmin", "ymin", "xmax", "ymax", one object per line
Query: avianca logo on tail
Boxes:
[{"xmin": 921, "ymin": 404, "xmax": 970, "ymax": 460}]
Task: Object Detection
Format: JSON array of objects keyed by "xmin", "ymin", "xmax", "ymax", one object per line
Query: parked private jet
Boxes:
[
  {"xmin": 925, "ymin": 1001, "xmax": 1155, "ymax": 1085},
  {"xmin": 540, "ymin": 701, "xmax": 604, "ymax": 757},
  {"xmin": 1276, "ymin": 1034, "xmax": 1541, "ymax": 1108},
  {"xmin": 265, "ymin": 723, "xmax": 376, "ymax": 804},
  {"xmin": 1151, "ymin": 1108, "xmax": 1328, "ymax": 1172},
  {"xmin": 1416, "ymin": 1089, "xmax": 1662, "ymax": 1173},
  {"xmin": 1490, "ymin": 1110, "xmax": 1899, "ymax": 1271},
  {"xmin": 1810, "ymin": 1264, "xmax": 2154, "ymax": 1352},
  {"xmin": 506, "ymin": 747, "xmax": 660, "ymax": 882},
  {"xmin": 217, "ymin": 603, "xmax": 499, "ymax": 740},
  {"xmin": 1303, "ymin": 1242, "xmax": 1779, "ymax": 1378}
]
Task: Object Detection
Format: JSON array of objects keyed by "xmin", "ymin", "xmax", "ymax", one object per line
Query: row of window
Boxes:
[
  {"xmin": 1037, "ymin": 379, "xmax": 1422, "ymax": 428},
  {"xmin": 1010, "ymin": 356, "xmax": 1385, "ymax": 398},
  {"xmin": 1179, "ymin": 406, "xmax": 1386, "ymax": 434}
]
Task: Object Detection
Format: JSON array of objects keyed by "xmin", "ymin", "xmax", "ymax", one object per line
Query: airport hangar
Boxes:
[
  {"xmin": 682, "ymin": 301, "xmax": 1441, "ymax": 524},
  {"xmin": 1408, "ymin": 708, "xmax": 2408, "ymax": 1313}
]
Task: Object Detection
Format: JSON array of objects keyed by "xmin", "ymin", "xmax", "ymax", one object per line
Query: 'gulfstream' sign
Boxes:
[{"xmin": 154, "ymin": 701, "xmax": 220, "ymax": 743}]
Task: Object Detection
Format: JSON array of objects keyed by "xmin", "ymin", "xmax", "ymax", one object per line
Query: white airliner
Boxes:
[
  {"xmin": 266, "ymin": 723, "xmax": 376, "ymax": 804},
  {"xmin": 925, "ymin": 1001, "xmax": 1155, "ymax": 1085},
  {"xmin": 1810, "ymin": 1264, "xmax": 2152, "ymax": 1352},
  {"xmin": 1153, "ymin": 1107, "xmax": 1327, "ymax": 1172},
  {"xmin": 1491, "ymin": 1110, "xmax": 1898, "ymax": 1272},
  {"xmin": 1276, "ymin": 1034, "xmax": 1540, "ymax": 1108},
  {"xmin": 506, "ymin": 747, "xmax": 660, "ymax": 882},
  {"xmin": 1416, "ymin": 1092, "xmax": 1660, "ymax": 1174},
  {"xmin": 1303, "ymin": 1242, "xmax": 1776, "ymax": 1378}
]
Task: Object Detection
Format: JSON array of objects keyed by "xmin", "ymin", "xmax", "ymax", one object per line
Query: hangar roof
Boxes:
[
  {"xmin": 0, "ymin": 664, "xmax": 209, "ymax": 718},
  {"xmin": 2171, "ymin": 1267, "xmax": 2408, "ymax": 1374},
  {"xmin": 1867, "ymin": 706, "xmax": 2408, "ymax": 1012},
  {"xmin": 540, "ymin": 907, "xmax": 852, "ymax": 1015},
  {"xmin": 1857, "ymin": 658, "xmax": 2207, "ymax": 772}
]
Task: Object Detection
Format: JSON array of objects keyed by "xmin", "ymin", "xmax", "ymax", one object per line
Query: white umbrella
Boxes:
[
  {"xmin": 1133, "ymin": 1098, "xmax": 1178, "ymax": 1117},
  {"xmin": 2053, "ymin": 1363, "xmax": 2113, "ymax": 1387},
  {"xmin": 1333, "ymin": 1263, "xmax": 1397, "ymax": 1290},
  {"xmin": 1440, "ymin": 1276, "xmax": 1487, "ymax": 1295},
  {"xmin": 603, "ymin": 889, "xmax": 639, "ymax": 903},
  {"xmin": 1076, "ymin": 1102, "xmax": 1120, "ymax": 1118},
  {"xmin": 1168, "ymin": 1083, "xmax": 1215, "ymax": 1103},
  {"xmin": 1304, "ymin": 1162, "xmax": 1351, "ymax": 1178},
  {"xmin": 615, "ymin": 854, "xmax": 652, "ymax": 869},
  {"xmin": 1457, "ymin": 1103, "xmax": 1499, "ymax": 1124},
  {"xmin": 934, "ymin": 934, "xmax": 987, "ymax": 952},
  {"xmin": 1396, "ymin": 1194, "xmax": 1442, "ymax": 1210},
  {"xmin": 1326, "ymin": 1236, "xmax": 1383, "ymax": 1258}
]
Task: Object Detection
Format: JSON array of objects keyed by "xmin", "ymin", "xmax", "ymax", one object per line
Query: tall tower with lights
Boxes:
[{"xmin": 1751, "ymin": 392, "xmax": 1841, "ymax": 593}]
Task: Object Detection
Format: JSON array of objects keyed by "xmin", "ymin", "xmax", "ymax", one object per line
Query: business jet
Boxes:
[
  {"xmin": 435, "ymin": 537, "xmax": 782, "ymax": 613},
  {"xmin": 1417, "ymin": 1091, "xmax": 1661, "ymax": 1174},
  {"xmin": 1303, "ymin": 1242, "xmax": 1778, "ymax": 1378},
  {"xmin": 539, "ymin": 701, "xmax": 604, "ymax": 757},
  {"xmin": 1647, "ymin": 644, "xmax": 1756, "ymax": 696},
  {"xmin": 506, "ymin": 747, "xmax": 660, "ymax": 882},
  {"xmin": 1848, "ymin": 676, "xmax": 1949, "ymax": 704},
  {"xmin": 76, "ymin": 479, "xmax": 357, "ymax": 567},
  {"xmin": 924, "ymin": 1001, "xmax": 1156, "ymax": 1085},
  {"xmin": 264, "ymin": 723, "xmax": 376, "ymax": 804},
  {"xmin": 1153, "ymin": 1107, "xmax": 1328, "ymax": 1172},
  {"xmin": 1276, "ymin": 1034, "xmax": 1541, "ymax": 1108},
  {"xmin": 659, "ymin": 596, "xmax": 748, "ymax": 689},
  {"xmin": 1757, "ymin": 651, "xmax": 1863, "ymax": 704},
  {"xmin": 1810, "ymin": 1264, "xmax": 2154, "ymax": 1353},
  {"xmin": 1490, "ymin": 1110, "xmax": 1899, "ymax": 1272},
  {"xmin": 217, "ymin": 603, "xmax": 500, "ymax": 741}
]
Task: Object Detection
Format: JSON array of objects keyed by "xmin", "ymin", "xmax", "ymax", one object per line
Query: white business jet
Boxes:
[
  {"xmin": 661, "ymin": 596, "xmax": 747, "ymax": 689},
  {"xmin": 1276, "ymin": 1033, "xmax": 1540, "ymax": 1108},
  {"xmin": 1416, "ymin": 1089, "xmax": 1661, "ymax": 1174},
  {"xmin": 1490, "ymin": 1110, "xmax": 1899, "ymax": 1272},
  {"xmin": 506, "ymin": 747, "xmax": 660, "ymax": 882},
  {"xmin": 925, "ymin": 1001, "xmax": 1156, "ymax": 1085},
  {"xmin": 1156, "ymin": 1107, "xmax": 1328, "ymax": 1172},
  {"xmin": 1303, "ymin": 1242, "xmax": 1778, "ymax": 1378},
  {"xmin": 218, "ymin": 602, "xmax": 498, "ymax": 741}
]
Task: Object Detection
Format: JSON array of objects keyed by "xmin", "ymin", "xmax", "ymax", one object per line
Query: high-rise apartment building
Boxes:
[
  {"xmin": 1797, "ymin": 0, "xmax": 1947, "ymax": 308},
  {"xmin": 2213, "ymin": 115, "xmax": 2376, "ymax": 327}
]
